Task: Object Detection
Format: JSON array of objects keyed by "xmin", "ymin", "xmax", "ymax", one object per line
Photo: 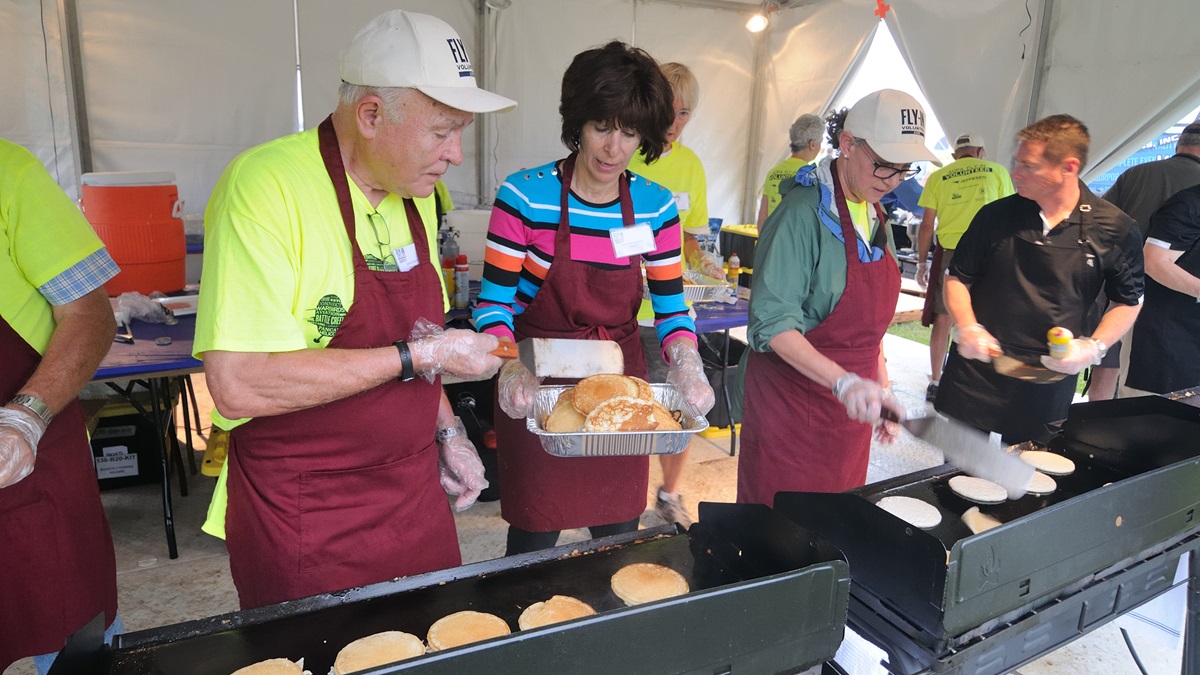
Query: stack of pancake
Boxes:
[{"xmin": 544, "ymin": 374, "xmax": 683, "ymax": 433}]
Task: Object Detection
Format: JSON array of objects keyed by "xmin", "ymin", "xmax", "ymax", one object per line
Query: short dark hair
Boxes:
[
  {"xmin": 824, "ymin": 107, "xmax": 849, "ymax": 152},
  {"xmin": 559, "ymin": 41, "xmax": 674, "ymax": 163},
  {"xmin": 1178, "ymin": 122, "xmax": 1200, "ymax": 149},
  {"xmin": 1017, "ymin": 114, "xmax": 1090, "ymax": 168}
]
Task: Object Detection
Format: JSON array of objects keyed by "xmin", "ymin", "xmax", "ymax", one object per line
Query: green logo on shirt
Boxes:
[{"xmin": 308, "ymin": 294, "xmax": 347, "ymax": 343}]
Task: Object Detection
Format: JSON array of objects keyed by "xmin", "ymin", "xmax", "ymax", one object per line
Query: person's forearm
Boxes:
[
  {"xmin": 204, "ymin": 346, "xmax": 404, "ymax": 420},
  {"xmin": 1146, "ymin": 245, "xmax": 1200, "ymax": 297},
  {"xmin": 17, "ymin": 288, "xmax": 116, "ymax": 414},
  {"xmin": 682, "ymin": 233, "xmax": 702, "ymax": 263},
  {"xmin": 877, "ymin": 349, "xmax": 890, "ymax": 388},
  {"xmin": 1091, "ymin": 302, "xmax": 1141, "ymax": 346},
  {"xmin": 436, "ymin": 389, "xmax": 457, "ymax": 431},
  {"xmin": 943, "ymin": 276, "xmax": 978, "ymax": 329},
  {"xmin": 916, "ymin": 210, "xmax": 937, "ymax": 261},
  {"xmin": 767, "ymin": 329, "xmax": 848, "ymax": 391}
]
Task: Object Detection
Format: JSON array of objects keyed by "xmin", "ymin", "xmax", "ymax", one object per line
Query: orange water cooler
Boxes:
[{"xmin": 80, "ymin": 171, "xmax": 186, "ymax": 296}]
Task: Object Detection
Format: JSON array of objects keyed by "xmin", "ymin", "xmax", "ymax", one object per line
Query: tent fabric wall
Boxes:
[{"xmin": 2, "ymin": 0, "xmax": 78, "ymax": 191}]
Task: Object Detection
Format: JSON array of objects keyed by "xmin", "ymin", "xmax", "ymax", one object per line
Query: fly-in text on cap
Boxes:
[
  {"xmin": 446, "ymin": 38, "xmax": 474, "ymax": 78},
  {"xmin": 900, "ymin": 108, "xmax": 926, "ymax": 137}
]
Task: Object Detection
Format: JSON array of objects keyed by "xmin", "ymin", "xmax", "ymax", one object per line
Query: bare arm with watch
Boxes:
[
  {"xmin": 205, "ymin": 320, "xmax": 501, "ymax": 420},
  {"xmin": 2, "ymin": 287, "xmax": 116, "ymax": 488},
  {"xmin": 1039, "ymin": 303, "xmax": 1141, "ymax": 374}
]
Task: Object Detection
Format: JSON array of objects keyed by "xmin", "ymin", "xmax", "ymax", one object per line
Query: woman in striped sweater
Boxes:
[{"xmin": 472, "ymin": 41, "xmax": 714, "ymax": 555}]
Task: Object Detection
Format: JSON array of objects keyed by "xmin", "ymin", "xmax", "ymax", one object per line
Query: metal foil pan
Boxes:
[{"xmin": 527, "ymin": 383, "xmax": 708, "ymax": 457}]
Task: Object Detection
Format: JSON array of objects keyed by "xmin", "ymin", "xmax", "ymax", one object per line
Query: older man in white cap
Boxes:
[
  {"xmin": 735, "ymin": 89, "xmax": 941, "ymax": 506},
  {"xmin": 195, "ymin": 10, "xmax": 516, "ymax": 609},
  {"xmin": 915, "ymin": 132, "xmax": 1014, "ymax": 401}
]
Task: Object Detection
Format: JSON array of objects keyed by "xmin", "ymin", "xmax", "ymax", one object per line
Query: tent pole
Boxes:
[
  {"xmin": 476, "ymin": 0, "xmax": 489, "ymax": 207},
  {"xmin": 55, "ymin": 0, "xmax": 90, "ymax": 185},
  {"xmin": 740, "ymin": 29, "xmax": 769, "ymax": 225},
  {"xmin": 1025, "ymin": 0, "xmax": 1055, "ymax": 126}
]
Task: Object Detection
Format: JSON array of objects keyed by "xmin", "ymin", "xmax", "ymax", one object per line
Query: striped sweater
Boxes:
[{"xmin": 473, "ymin": 160, "xmax": 696, "ymax": 354}]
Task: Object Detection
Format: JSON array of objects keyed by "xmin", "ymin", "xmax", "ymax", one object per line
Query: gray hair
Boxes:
[
  {"xmin": 1179, "ymin": 126, "xmax": 1200, "ymax": 150},
  {"xmin": 338, "ymin": 82, "xmax": 418, "ymax": 123},
  {"xmin": 789, "ymin": 113, "xmax": 824, "ymax": 153}
]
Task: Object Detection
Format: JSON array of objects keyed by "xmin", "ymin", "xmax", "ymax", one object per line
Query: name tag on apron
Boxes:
[
  {"xmin": 611, "ymin": 223, "xmax": 656, "ymax": 258},
  {"xmin": 392, "ymin": 243, "xmax": 419, "ymax": 272},
  {"xmin": 673, "ymin": 191, "xmax": 691, "ymax": 212}
]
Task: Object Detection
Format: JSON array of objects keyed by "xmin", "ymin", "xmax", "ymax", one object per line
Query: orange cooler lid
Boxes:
[{"xmin": 81, "ymin": 170, "xmax": 176, "ymax": 187}]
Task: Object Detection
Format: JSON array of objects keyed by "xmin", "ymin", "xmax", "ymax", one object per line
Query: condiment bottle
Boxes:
[
  {"xmin": 442, "ymin": 257, "xmax": 456, "ymax": 299},
  {"xmin": 1047, "ymin": 327, "xmax": 1073, "ymax": 359},
  {"xmin": 727, "ymin": 252, "xmax": 741, "ymax": 284},
  {"xmin": 453, "ymin": 254, "xmax": 471, "ymax": 309}
]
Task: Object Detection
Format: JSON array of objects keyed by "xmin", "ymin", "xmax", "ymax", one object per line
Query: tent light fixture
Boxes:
[{"xmin": 746, "ymin": 1, "xmax": 779, "ymax": 33}]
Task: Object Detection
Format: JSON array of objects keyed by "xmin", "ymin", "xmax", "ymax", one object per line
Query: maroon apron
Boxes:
[
  {"xmin": 737, "ymin": 159, "xmax": 902, "ymax": 506},
  {"xmin": 225, "ymin": 116, "xmax": 459, "ymax": 610},
  {"xmin": 0, "ymin": 315, "xmax": 117, "ymax": 668},
  {"xmin": 495, "ymin": 155, "xmax": 650, "ymax": 532}
]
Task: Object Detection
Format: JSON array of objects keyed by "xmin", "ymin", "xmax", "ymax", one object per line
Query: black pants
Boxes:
[{"xmin": 505, "ymin": 517, "xmax": 641, "ymax": 556}]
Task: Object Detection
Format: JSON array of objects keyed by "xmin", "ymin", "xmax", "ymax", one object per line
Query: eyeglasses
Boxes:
[
  {"xmin": 859, "ymin": 141, "xmax": 921, "ymax": 180},
  {"xmin": 365, "ymin": 211, "xmax": 392, "ymax": 258}
]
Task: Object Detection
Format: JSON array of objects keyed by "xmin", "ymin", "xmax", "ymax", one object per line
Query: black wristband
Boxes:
[{"xmin": 393, "ymin": 340, "xmax": 415, "ymax": 381}]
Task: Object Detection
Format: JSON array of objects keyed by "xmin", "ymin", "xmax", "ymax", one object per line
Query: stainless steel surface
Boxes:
[
  {"xmin": 519, "ymin": 338, "xmax": 625, "ymax": 378},
  {"xmin": 890, "ymin": 412, "xmax": 1035, "ymax": 498},
  {"xmin": 528, "ymin": 383, "xmax": 708, "ymax": 457}
]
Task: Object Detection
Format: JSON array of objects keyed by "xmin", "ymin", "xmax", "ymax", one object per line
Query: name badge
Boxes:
[
  {"xmin": 611, "ymin": 223, "xmax": 656, "ymax": 258},
  {"xmin": 673, "ymin": 191, "xmax": 691, "ymax": 212},
  {"xmin": 392, "ymin": 243, "xmax": 419, "ymax": 272}
]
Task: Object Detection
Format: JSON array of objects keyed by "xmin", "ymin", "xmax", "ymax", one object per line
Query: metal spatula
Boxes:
[
  {"xmin": 991, "ymin": 351, "xmax": 1068, "ymax": 383},
  {"xmin": 883, "ymin": 410, "xmax": 1034, "ymax": 499},
  {"xmin": 491, "ymin": 338, "xmax": 624, "ymax": 378}
]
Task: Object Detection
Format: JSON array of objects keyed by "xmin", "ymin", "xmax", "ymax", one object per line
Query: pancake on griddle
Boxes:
[
  {"xmin": 948, "ymin": 475, "xmax": 1008, "ymax": 504},
  {"xmin": 333, "ymin": 631, "xmax": 425, "ymax": 673},
  {"xmin": 875, "ymin": 495, "xmax": 941, "ymax": 529},
  {"xmin": 426, "ymin": 610, "xmax": 510, "ymax": 651},
  {"xmin": 517, "ymin": 595, "xmax": 596, "ymax": 630},
  {"xmin": 572, "ymin": 374, "xmax": 642, "ymax": 414},
  {"xmin": 1019, "ymin": 450, "xmax": 1076, "ymax": 476},
  {"xmin": 1026, "ymin": 471, "xmax": 1058, "ymax": 496},
  {"xmin": 583, "ymin": 396, "xmax": 660, "ymax": 432},
  {"xmin": 230, "ymin": 658, "xmax": 307, "ymax": 675},
  {"xmin": 610, "ymin": 562, "xmax": 689, "ymax": 605},
  {"xmin": 961, "ymin": 506, "xmax": 1003, "ymax": 534}
]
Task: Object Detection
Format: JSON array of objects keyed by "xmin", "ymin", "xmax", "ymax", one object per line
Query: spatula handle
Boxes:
[{"xmin": 490, "ymin": 341, "xmax": 519, "ymax": 359}]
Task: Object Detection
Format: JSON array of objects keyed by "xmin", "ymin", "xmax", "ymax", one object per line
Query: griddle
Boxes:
[
  {"xmin": 775, "ymin": 394, "xmax": 1200, "ymax": 658},
  {"xmin": 62, "ymin": 503, "xmax": 849, "ymax": 674}
]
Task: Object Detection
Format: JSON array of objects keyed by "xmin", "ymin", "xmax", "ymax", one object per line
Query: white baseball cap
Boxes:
[
  {"xmin": 340, "ymin": 10, "xmax": 517, "ymax": 114},
  {"xmin": 954, "ymin": 132, "xmax": 985, "ymax": 151},
  {"xmin": 844, "ymin": 89, "xmax": 941, "ymax": 166}
]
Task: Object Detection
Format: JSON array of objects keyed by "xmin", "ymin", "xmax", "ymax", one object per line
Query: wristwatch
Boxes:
[
  {"xmin": 435, "ymin": 424, "xmax": 463, "ymax": 443},
  {"xmin": 1083, "ymin": 337, "xmax": 1109, "ymax": 361},
  {"xmin": 9, "ymin": 394, "xmax": 53, "ymax": 427},
  {"xmin": 393, "ymin": 340, "xmax": 415, "ymax": 382}
]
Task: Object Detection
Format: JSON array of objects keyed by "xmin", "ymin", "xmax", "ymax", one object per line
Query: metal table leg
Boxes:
[
  {"xmin": 720, "ymin": 328, "xmax": 737, "ymax": 456},
  {"xmin": 179, "ymin": 375, "xmax": 197, "ymax": 475},
  {"xmin": 1185, "ymin": 547, "xmax": 1200, "ymax": 675},
  {"xmin": 148, "ymin": 378, "xmax": 179, "ymax": 559}
]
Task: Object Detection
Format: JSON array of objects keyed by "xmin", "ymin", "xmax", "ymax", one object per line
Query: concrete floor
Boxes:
[{"xmin": 4, "ymin": 333, "xmax": 1187, "ymax": 674}]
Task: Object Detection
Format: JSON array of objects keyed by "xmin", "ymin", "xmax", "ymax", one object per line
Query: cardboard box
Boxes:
[{"xmin": 90, "ymin": 413, "xmax": 162, "ymax": 489}]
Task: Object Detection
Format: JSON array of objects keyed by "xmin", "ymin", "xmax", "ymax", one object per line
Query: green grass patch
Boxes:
[{"xmin": 886, "ymin": 321, "xmax": 931, "ymax": 346}]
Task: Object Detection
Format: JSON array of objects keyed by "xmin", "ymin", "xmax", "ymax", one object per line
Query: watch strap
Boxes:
[
  {"xmin": 9, "ymin": 394, "xmax": 53, "ymax": 427},
  {"xmin": 393, "ymin": 340, "xmax": 415, "ymax": 381}
]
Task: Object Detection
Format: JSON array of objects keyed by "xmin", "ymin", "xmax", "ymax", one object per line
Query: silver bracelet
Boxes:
[{"xmin": 435, "ymin": 418, "xmax": 463, "ymax": 443}]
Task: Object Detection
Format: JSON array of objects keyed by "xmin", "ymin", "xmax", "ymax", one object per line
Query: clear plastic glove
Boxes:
[
  {"xmin": 952, "ymin": 323, "xmax": 1000, "ymax": 362},
  {"xmin": 665, "ymin": 340, "xmax": 716, "ymax": 414},
  {"xmin": 916, "ymin": 262, "xmax": 930, "ymax": 290},
  {"xmin": 436, "ymin": 416, "xmax": 488, "ymax": 511},
  {"xmin": 497, "ymin": 357, "xmax": 542, "ymax": 419},
  {"xmin": 408, "ymin": 317, "xmax": 502, "ymax": 382},
  {"xmin": 0, "ymin": 406, "xmax": 44, "ymax": 489},
  {"xmin": 1040, "ymin": 338, "xmax": 1101, "ymax": 375},
  {"xmin": 832, "ymin": 373, "xmax": 903, "ymax": 425},
  {"xmin": 686, "ymin": 250, "xmax": 727, "ymax": 282}
]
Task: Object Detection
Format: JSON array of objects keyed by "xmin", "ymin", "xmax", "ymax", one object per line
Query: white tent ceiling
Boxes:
[{"xmin": 4, "ymin": 0, "xmax": 1198, "ymax": 227}]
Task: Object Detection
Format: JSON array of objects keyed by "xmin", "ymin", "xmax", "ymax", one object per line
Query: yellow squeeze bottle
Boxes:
[{"xmin": 1047, "ymin": 327, "xmax": 1073, "ymax": 359}]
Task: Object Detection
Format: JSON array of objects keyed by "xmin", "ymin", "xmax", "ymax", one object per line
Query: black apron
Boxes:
[
  {"xmin": 937, "ymin": 202, "xmax": 1104, "ymax": 443},
  {"xmin": 1126, "ymin": 273, "xmax": 1200, "ymax": 393}
]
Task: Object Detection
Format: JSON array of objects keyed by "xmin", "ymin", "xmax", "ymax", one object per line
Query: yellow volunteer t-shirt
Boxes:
[
  {"xmin": 761, "ymin": 156, "xmax": 809, "ymax": 219},
  {"xmin": 0, "ymin": 140, "xmax": 108, "ymax": 353},
  {"xmin": 846, "ymin": 197, "xmax": 874, "ymax": 243},
  {"xmin": 629, "ymin": 141, "xmax": 709, "ymax": 238},
  {"xmin": 194, "ymin": 127, "xmax": 447, "ymax": 538},
  {"xmin": 917, "ymin": 157, "xmax": 1014, "ymax": 250}
]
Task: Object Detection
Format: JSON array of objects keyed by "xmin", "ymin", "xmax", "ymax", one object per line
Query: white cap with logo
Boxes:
[
  {"xmin": 340, "ymin": 10, "xmax": 517, "ymax": 114},
  {"xmin": 954, "ymin": 132, "xmax": 985, "ymax": 151},
  {"xmin": 844, "ymin": 89, "xmax": 941, "ymax": 166}
]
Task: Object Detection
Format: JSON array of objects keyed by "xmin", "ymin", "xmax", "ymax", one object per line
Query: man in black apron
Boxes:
[{"xmin": 936, "ymin": 114, "xmax": 1144, "ymax": 444}]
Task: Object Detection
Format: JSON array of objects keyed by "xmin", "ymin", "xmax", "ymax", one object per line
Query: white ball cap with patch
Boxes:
[
  {"xmin": 340, "ymin": 10, "xmax": 517, "ymax": 114},
  {"xmin": 844, "ymin": 88, "xmax": 941, "ymax": 166}
]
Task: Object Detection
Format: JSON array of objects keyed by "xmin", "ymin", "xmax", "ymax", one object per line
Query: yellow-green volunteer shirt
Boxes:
[
  {"xmin": 194, "ymin": 127, "xmax": 448, "ymax": 537},
  {"xmin": 629, "ymin": 141, "xmax": 709, "ymax": 238},
  {"xmin": 760, "ymin": 156, "xmax": 808, "ymax": 219},
  {"xmin": 917, "ymin": 157, "xmax": 1014, "ymax": 250},
  {"xmin": 0, "ymin": 140, "xmax": 108, "ymax": 352}
]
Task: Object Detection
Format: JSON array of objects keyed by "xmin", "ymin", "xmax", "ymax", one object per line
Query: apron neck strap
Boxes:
[
  {"xmin": 318, "ymin": 115, "xmax": 366, "ymax": 267},
  {"xmin": 559, "ymin": 153, "xmax": 635, "ymax": 231},
  {"xmin": 829, "ymin": 157, "xmax": 888, "ymax": 263}
]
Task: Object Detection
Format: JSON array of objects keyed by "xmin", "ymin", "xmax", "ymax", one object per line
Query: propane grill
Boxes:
[
  {"xmin": 777, "ymin": 395, "xmax": 1200, "ymax": 674},
  {"xmin": 57, "ymin": 504, "xmax": 849, "ymax": 675}
]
